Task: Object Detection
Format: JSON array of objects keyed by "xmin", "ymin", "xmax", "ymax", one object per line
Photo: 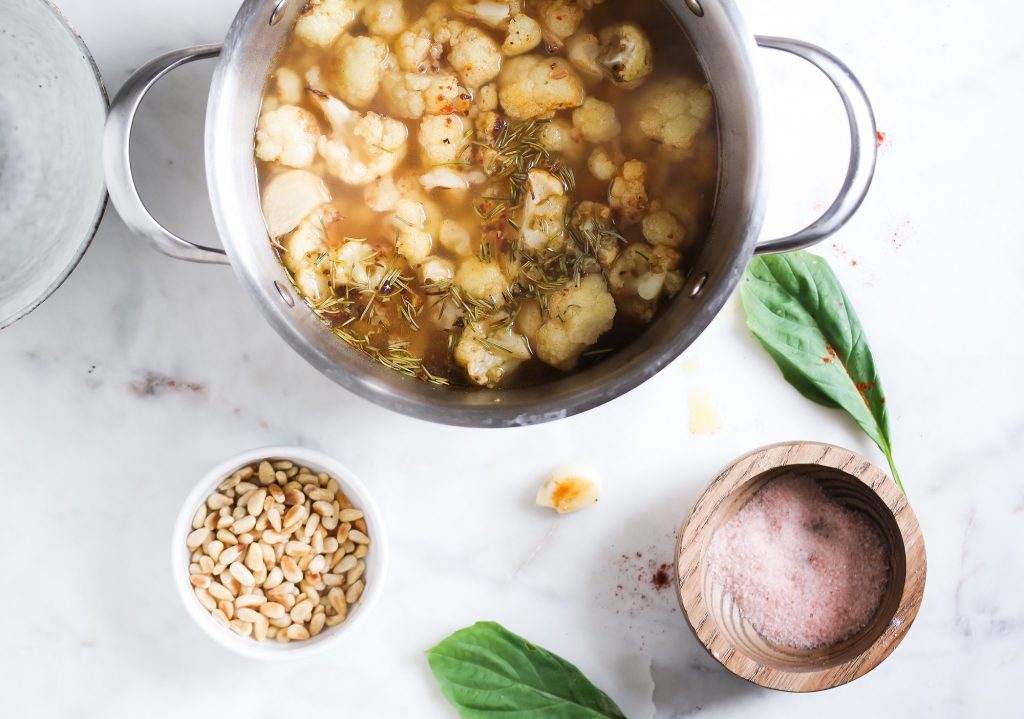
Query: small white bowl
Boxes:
[{"xmin": 172, "ymin": 446, "xmax": 389, "ymax": 660}]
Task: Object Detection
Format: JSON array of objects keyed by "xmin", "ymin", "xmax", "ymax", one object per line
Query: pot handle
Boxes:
[
  {"xmin": 103, "ymin": 44, "xmax": 230, "ymax": 265},
  {"xmin": 753, "ymin": 36, "xmax": 877, "ymax": 255}
]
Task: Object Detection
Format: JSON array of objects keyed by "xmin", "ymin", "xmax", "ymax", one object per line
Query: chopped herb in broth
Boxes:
[{"xmin": 255, "ymin": 0, "xmax": 718, "ymax": 388}]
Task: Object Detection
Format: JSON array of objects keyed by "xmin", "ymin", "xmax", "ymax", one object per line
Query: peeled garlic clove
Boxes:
[
  {"xmin": 261, "ymin": 169, "xmax": 331, "ymax": 238},
  {"xmin": 536, "ymin": 464, "xmax": 601, "ymax": 514}
]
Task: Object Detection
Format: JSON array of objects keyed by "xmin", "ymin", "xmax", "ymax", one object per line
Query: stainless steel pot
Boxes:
[{"xmin": 104, "ymin": 0, "xmax": 876, "ymax": 427}]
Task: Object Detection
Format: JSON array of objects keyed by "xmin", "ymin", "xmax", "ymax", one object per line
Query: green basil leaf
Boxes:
[
  {"xmin": 739, "ymin": 251, "xmax": 903, "ymax": 491},
  {"xmin": 426, "ymin": 622, "xmax": 628, "ymax": 719}
]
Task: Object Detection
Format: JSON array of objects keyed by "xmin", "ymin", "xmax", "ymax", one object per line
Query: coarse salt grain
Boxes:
[{"xmin": 707, "ymin": 475, "xmax": 889, "ymax": 649}]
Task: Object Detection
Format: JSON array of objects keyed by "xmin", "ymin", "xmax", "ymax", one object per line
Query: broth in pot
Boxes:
[{"xmin": 255, "ymin": 0, "xmax": 717, "ymax": 388}]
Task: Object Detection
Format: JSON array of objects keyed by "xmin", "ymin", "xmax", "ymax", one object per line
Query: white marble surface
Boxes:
[{"xmin": 3, "ymin": 0, "xmax": 1023, "ymax": 716}]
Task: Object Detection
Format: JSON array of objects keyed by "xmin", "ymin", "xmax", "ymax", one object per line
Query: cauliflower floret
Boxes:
[
  {"xmin": 597, "ymin": 22, "xmax": 653, "ymax": 88},
  {"xmin": 609, "ymin": 159, "xmax": 649, "ymax": 225},
  {"xmin": 364, "ymin": 175, "xmax": 401, "ymax": 212},
  {"xmin": 439, "ymin": 219, "xmax": 472, "ymax": 255},
  {"xmin": 364, "ymin": 0, "xmax": 407, "ymax": 37},
  {"xmin": 395, "ymin": 22, "xmax": 441, "ymax": 72},
  {"xmin": 565, "ymin": 33, "xmax": 603, "ymax": 81},
  {"xmin": 478, "ymin": 83, "xmax": 499, "ymax": 111},
  {"xmin": 420, "ymin": 256, "xmax": 454, "ymax": 284},
  {"xmin": 282, "ymin": 209, "xmax": 335, "ymax": 301},
  {"xmin": 587, "ymin": 145, "xmax": 621, "ymax": 182},
  {"xmin": 571, "ymin": 201, "xmax": 621, "ymax": 269},
  {"xmin": 608, "ymin": 242, "xmax": 681, "ymax": 321},
  {"xmin": 261, "ymin": 169, "xmax": 332, "ymax": 237},
  {"xmin": 534, "ymin": 0, "xmax": 585, "ymax": 48},
  {"xmin": 572, "ymin": 97, "xmax": 620, "ymax": 144},
  {"xmin": 516, "ymin": 298, "xmax": 544, "ymax": 342},
  {"xmin": 539, "ymin": 118, "xmax": 586, "ymax": 162},
  {"xmin": 314, "ymin": 93, "xmax": 409, "ymax": 185},
  {"xmin": 503, "ymin": 13, "xmax": 542, "ymax": 56},
  {"xmin": 520, "ymin": 169, "xmax": 569, "ymax": 252},
  {"xmin": 380, "ymin": 71, "xmax": 472, "ymax": 119},
  {"xmin": 455, "ymin": 321, "xmax": 532, "ymax": 387},
  {"xmin": 447, "ymin": 25, "xmax": 503, "ymax": 88},
  {"xmin": 332, "ymin": 35, "xmax": 388, "ymax": 108},
  {"xmin": 454, "ymin": 1, "xmax": 512, "ymax": 28},
  {"xmin": 418, "ymin": 114, "xmax": 471, "ymax": 166},
  {"xmin": 498, "ymin": 56, "xmax": 585, "ymax": 120},
  {"xmin": 273, "ymin": 67, "xmax": 304, "ymax": 104},
  {"xmin": 642, "ymin": 209, "xmax": 686, "ymax": 248},
  {"xmin": 294, "ymin": 0, "xmax": 360, "ymax": 47},
  {"xmin": 391, "ymin": 199, "xmax": 433, "ymax": 264},
  {"xmin": 638, "ymin": 77, "xmax": 714, "ymax": 155},
  {"xmin": 536, "ymin": 275, "xmax": 616, "ymax": 370},
  {"xmin": 333, "ymin": 239, "xmax": 382, "ymax": 287},
  {"xmin": 255, "ymin": 105, "xmax": 320, "ymax": 168},
  {"xmin": 455, "ymin": 256, "xmax": 509, "ymax": 304}
]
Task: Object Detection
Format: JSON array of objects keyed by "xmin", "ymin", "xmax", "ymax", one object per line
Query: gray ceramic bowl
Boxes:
[{"xmin": 0, "ymin": 0, "xmax": 107, "ymax": 329}]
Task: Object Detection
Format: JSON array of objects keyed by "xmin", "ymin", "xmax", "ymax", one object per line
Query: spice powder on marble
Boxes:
[{"xmin": 706, "ymin": 475, "xmax": 890, "ymax": 649}]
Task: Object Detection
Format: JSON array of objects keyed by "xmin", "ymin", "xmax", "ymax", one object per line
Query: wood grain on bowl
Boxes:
[{"xmin": 675, "ymin": 441, "xmax": 926, "ymax": 692}]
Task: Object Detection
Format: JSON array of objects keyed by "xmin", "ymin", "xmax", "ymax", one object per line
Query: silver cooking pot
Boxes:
[{"xmin": 104, "ymin": 0, "xmax": 876, "ymax": 427}]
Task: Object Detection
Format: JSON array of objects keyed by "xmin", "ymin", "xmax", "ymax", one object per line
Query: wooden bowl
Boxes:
[{"xmin": 675, "ymin": 442, "xmax": 926, "ymax": 691}]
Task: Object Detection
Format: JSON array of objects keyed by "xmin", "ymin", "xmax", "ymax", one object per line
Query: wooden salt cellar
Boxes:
[{"xmin": 675, "ymin": 441, "xmax": 926, "ymax": 692}]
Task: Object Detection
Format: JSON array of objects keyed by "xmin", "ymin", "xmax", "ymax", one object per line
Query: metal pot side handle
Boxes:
[
  {"xmin": 102, "ymin": 44, "xmax": 229, "ymax": 265},
  {"xmin": 753, "ymin": 36, "xmax": 878, "ymax": 255}
]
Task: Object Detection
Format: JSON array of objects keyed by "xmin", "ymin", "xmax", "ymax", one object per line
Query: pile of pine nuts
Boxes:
[{"xmin": 186, "ymin": 459, "xmax": 369, "ymax": 642}]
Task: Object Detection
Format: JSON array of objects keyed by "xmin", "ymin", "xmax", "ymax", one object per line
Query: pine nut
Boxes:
[
  {"xmin": 218, "ymin": 600, "xmax": 234, "ymax": 620},
  {"xmin": 258, "ymin": 461, "xmax": 275, "ymax": 486},
  {"xmin": 260, "ymin": 602, "xmax": 286, "ymax": 619},
  {"xmin": 236, "ymin": 593, "xmax": 265, "ymax": 609},
  {"xmin": 235, "ymin": 481, "xmax": 258, "ymax": 494},
  {"xmin": 285, "ymin": 624, "xmax": 310, "ymax": 640},
  {"xmin": 194, "ymin": 586, "xmax": 216, "ymax": 611},
  {"xmin": 290, "ymin": 599, "xmax": 313, "ymax": 624},
  {"xmin": 253, "ymin": 614, "xmax": 269, "ymax": 642},
  {"xmin": 229, "ymin": 562, "xmax": 256, "ymax": 587},
  {"xmin": 285, "ymin": 541, "xmax": 311, "ymax": 557},
  {"xmin": 247, "ymin": 489, "xmax": 267, "ymax": 517},
  {"xmin": 346, "ymin": 580, "xmax": 364, "ymax": 604},
  {"xmin": 328, "ymin": 588, "xmax": 347, "ymax": 615},
  {"xmin": 244, "ymin": 543, "xmax": 264, "ymax": 572},
  {"xmin": 337, "ymin": 508, "xmax": 364, "ymax": 522},
  {"xmin": 206, "ymin": 540, "xmax": 224, "ymax": 562},
  {"xmin": 191, "ymin": 504, "xmax": 208, "ymax": 530},
  {"xmin": 208, "ymin": 582, "xmax": 233, "ymax": 602},
  {"xmin": 354, "ymin": 544, "xmax": 368, "ymax": 559},
  {"xmin": 347, "ymin": 561, "xmax": 365, "ymax": 586},
  {"xmin": 261, "ymin": 528, "xmax": 289, "ymax": 544},
  {"xmin": 229, "ymin": 620, "xmax": 252, "ymax": 637},
  {"xmin": 283, "ymin": 505, "xmax": 305, "ymax": 528},
  {"xmin": 186, "ymin": 527, "xmax": 210, "ymax": 551},
  {"xmin": 189, "ymin": 574, "xmax": 211, "ymax": 589},
  {"xmin": 219, "ymin": 545, "xmax": 242, "ymax": 566},
  {"xmin": 207, "ymin": 493, "xmax": 232, "ymax": 510},
  {"xmin": 324, "ymin": 573, "xmax": 344, "ymax": 587},
  {"xmin": 231, "ymin": 515, "xmax": 256, "ymax": 535},
  {"xmin": 264, "ymin": 566, "xmax": 284, "ymax": 590},
  {"xmin": 309, "ymin": 612, "xmax": 326, "ymax": 637},
  {"xmin": 216, "ymin": 514, "xmax": 234, "ymax": 529},
  {"xmin": 348, "ymin": 530, "xmax": 370, "ymax": 545},
  {"xmin": 281, "ymin": 556, "xmax": 303, "ymax": 583},
  {"xmin": 303, "ymin": 513, "xmax": 320, "ymax": 538},
  {"xmin": 216, "ymin": 529, "xmax": 238, "ymax": 545},
  {"xmin": 312, "ymin": 501, "xmax": 335, "ymax": 517},
  {"xmin": 284, "ymin": 489, "xmax": 304, "ymax": 506}
]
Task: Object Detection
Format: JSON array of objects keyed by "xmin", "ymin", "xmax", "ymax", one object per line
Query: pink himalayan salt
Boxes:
[{"xmin": 707, "ymin": 475, "xmax": 889, "ymax": 649}]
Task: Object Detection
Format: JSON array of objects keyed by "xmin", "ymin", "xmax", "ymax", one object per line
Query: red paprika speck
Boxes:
[
  {"xmin": 823, "ymin": 357, "xmax": 833, "ymax": 364},
  {"xmin": 851, "ymin": 260, "xmax": 858, "ymax": 267},
  {"xmin": 876, "ymin": 130, "xmax": 887, "ymax": 146},
  {"xmin": 651, "ymin": 564, "xmax": 672, "ymax": 591}
]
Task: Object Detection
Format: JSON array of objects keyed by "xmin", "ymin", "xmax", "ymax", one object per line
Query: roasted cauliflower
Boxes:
[
  {"xmin": 282, "ymin": 209, "xmax": 334, "ymax": 301},
  {"xmin": 455, "ymin": 256, "xmax": 510, "ymax": 304},
  {"xmin": 294, "ymin": 0, "xmax": 360, "ymax": 47},
  {"xmin": 454, "ymin": 320, "xmax": 532, "ymax": 387},
  {"xmin": 447, "ymin": 24, "xmax": 503, "ymax": 88},
  {"xmin": 572, "ymin": 97, "xmax": 620, "ymax": 144},
  {"xmin": 418, "ymin": 113, "xmax": 471, "ymax": 166},
  {"xmin": 380, "ymin": 71, "xmax": 472, "ymax": 119},
  {"xmin": 638, "ymin": 77, "xmax": 714, "ymax": 155},
  {"xmin": 255, "ymin": 105, "xmax": 320, "ymax": 168},
  {"xmin": 520, "ymin": 169, "xmax": 569, "ymax": 251},
  {"xmin": 498, "ymin": 55, "xmax": 585, "ymax": 120},
  {"xmin": 313, "ymin": 92, "xmax": 409, "ymax": 185},
  {"xmin": 536, "ymin": 275, "xmax": 616, "ymax": 370},
  {"xmin": 642, "ymin": 209, "xmax": 686, "ymax": 248},
  {"xmin": 503, "ymin": 13, "xmax": 542, "ymax": 56},
  {"xmin": 538, "ymin": 118, "xmax": 586, "ymax": 162},
  {"xmin": 364, "ymin": 0, "xmax": 407, "ymax": 38},
  {"xmin": 597, "ymin": 22, "xmax": 653, "ymax": 88},
  {"xmin": 332, "ymin": 35, "xmax": 388, "ymax": 108},
  {"xmin": 587, "ymin": 144, "xmax": 621, "ymax": 182},
  {"xmin": 533, "ymin": 0, "xmax": 585, "ymax": 47},
  {"xmin": 609, "ymin": 159, "xmax": 649, "ymax": 225},
  {"xmin": 608, "ymin": 242, "xmax": 682, "ymax": 321},
  {"xmin": 565, "ymin": 33, "xmax": 603, "ymax": 81},
  {"xmin": 391, "ymin": 198, "xmax": 433, "ymax": 264}
]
